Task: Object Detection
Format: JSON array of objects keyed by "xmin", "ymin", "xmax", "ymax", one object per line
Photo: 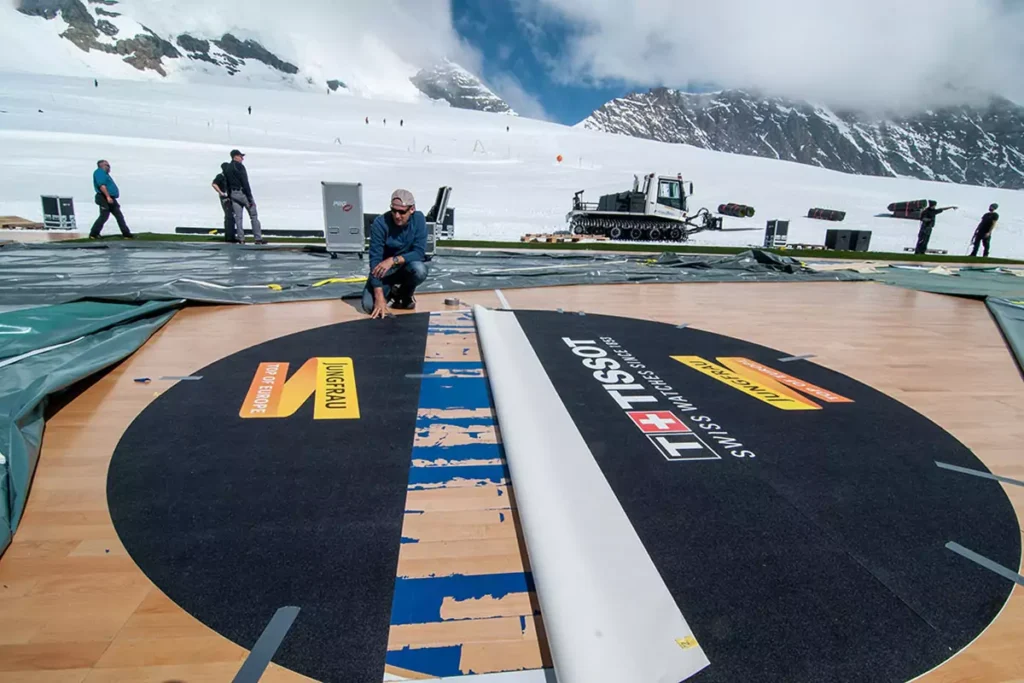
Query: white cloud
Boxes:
[
  {"xmin": 487, "ymin": 72, "xmax": 552, "ymax": 120},
  {"xmin": 115, "ymin": 0, "xmax": 483, "ymax": 97},
  {"xmin": 513, "ymin": 0, "xmax": 1024, "ymax": 110}
]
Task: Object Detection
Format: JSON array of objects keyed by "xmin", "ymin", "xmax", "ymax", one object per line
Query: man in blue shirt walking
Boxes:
[
  {"xmin": 89, "ymin": 159, "xmax": 133, "ymax": 239},
  {"xmin": 364, "ymin": 189, "xmax": 429, "ymax": 318}
]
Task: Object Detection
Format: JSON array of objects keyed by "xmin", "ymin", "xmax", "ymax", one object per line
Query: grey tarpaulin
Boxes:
[
  {"xmin": 0, "ymin": 301, "xmax": 180, "ymax": 555},
  {"xmin": 986, "ymin": 297, "xmax": 1024, "ymax": 377},
  {"xmin": 0, "ymin": 242, "xmax": 866, "ymax": 306}
]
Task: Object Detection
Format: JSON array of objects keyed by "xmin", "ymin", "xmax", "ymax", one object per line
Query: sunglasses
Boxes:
[{"xmin": 391, "ymin": 206, "xmax": 413, "ymax": 216}]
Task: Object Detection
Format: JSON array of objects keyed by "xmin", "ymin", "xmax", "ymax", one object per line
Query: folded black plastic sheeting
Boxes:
[
  {"xmin": 0, "ymin": 241, "xmax": 867, "ymax": 307},
  {"xmin": 986, "ymin": 297, "xmax": 1024, "ymax": 378}
]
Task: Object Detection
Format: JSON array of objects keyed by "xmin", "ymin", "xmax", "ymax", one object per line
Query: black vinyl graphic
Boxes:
[
  {"xmin": 514, "ymin": 310, "xmax": 1019, "ymax": 683},
  {"xmin": 108, "ymin": 314, "xmax": 430, "ymax": 683}
]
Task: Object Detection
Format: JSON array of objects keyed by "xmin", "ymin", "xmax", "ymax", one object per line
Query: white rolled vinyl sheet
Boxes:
[{"xmin": 473, "ymin": 305, "xmax": 710, "ymax": 683}]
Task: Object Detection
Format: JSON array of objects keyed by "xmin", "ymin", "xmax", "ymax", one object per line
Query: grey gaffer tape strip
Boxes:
[
  {"xmin": 232, "ymin": 606, "xmax": 300, "ymax": 683},
  {"xmin": 935, "ymin": 461, "xmax": 1024, "ymax": 488},
  {"xmin": 945, "ymin": 542, "xmax": 1024, "ymax": 586},
  {"xmin": 778, "ymin": 354, "xmax": 816, "ymax": 363}
]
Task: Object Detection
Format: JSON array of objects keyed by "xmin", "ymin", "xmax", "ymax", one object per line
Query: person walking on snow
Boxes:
[
  {"xmin": 248, "ymin": 106, "xmax": 252, "ymax": 115},
  {"xmin": 970, "ymin": 204, "xmax": 999, "ymax": 257},
  {"xmin": 224, "ymin": 149, "xmax": 265, "ymax": 244},
  {"xmin": 914, "ymin": 200, "xmax": 957, "ymax": 254},
  {"xmin": 89, "ymin": 159, "xmax": 133, "ymax": 239}
]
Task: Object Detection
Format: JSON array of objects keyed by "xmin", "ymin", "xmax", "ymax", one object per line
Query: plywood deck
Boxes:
[{"xmin": 1, "ymin": 281, "xmax": 1021, "ymax": 682}]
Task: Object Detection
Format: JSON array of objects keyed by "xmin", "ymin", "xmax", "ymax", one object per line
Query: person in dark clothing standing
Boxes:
[
  {"xmin": 212, "ymin": 163, "xmax": 237, "ymax": 243},
  {"xmin": 247, "ymin": 106, "xmax": 252, "ymax": 115},
  {"xmin": 970, "ymin": 203, "xmax": 999, "ymax": 257},
  {"xmin": 89, "ymin": 159, "xmax": 133, "ymax": 239},
  {"xmin": 223, "ymin": 149, "xmax": 265, "ymax": 244},
  {"xmin": 914, "ymin": 200, "xmax": 957, "ymax": 254}
]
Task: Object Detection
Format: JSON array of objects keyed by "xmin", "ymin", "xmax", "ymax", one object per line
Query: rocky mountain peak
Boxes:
[
  {"xmin": 580, "ymin": 88, "xmax": 1024, "ymax": 190},
  {"xmin": 410, "ymin": 60, "xmax": 515, "ymax": 115}
]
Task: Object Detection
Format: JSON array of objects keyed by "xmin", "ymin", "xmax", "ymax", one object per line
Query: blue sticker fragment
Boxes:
[
  {"xmin": 416, "ymin": 376, "xmax": 492, "ymax": 410},
  {"xmin": 401, "ymin": 536, "xmax": 419, "ymax": 544},
  {"xmin": 407, "ymin": 464, "xmax": 509, "ymax": 488},
  {"xmin": 416, "ymin": 415, "xmax": 496, "ymax": 429},
  {"xmin": 412, "ymin": 442, "xmax": 504, "ymax": 465},
  {"xmin": 390, "ymin": 572, "xmax": 536, "ymax": 625},
  {"xmin": 386, "ymin": 645, "xmax": 463, "ymax": 677}
]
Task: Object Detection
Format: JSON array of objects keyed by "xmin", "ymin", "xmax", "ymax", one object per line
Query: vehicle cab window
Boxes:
[{"xmin": 657, "ymin": 180, "xmax": 683, "ymax": 210}]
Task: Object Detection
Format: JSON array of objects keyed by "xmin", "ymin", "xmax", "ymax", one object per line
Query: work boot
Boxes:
[{"xmin": 392, "ymin": 294, "xmax": 416, "ymax": 310}]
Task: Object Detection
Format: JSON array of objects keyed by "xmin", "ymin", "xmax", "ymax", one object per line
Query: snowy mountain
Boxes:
[
  {"xmin": 410, "ymin": 61, "xmax": 514, "ymax": 115},
  {"xmin": 5, "ymin": 0, "xmax": 507, "ymax": 113},
  {"xmin": 580, "ymin": 88, "xmax": 1024, "ymax": 190}
]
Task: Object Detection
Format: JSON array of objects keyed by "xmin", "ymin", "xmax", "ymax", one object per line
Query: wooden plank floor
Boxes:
[{"xmin": 0, "ymin": 281, "xmax": 1021, "ymax": 682}]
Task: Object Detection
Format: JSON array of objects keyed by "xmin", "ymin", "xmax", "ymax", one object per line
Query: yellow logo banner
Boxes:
[
  {"xmin": 718, "ymin": 357, "xmax": 852, "ymax": 404},
  {"xmin": 671, "ymin": 356, "xmax": 821, "ymax": 410},
  {"xmin": 240, "ymin": 357, "xmax": 359, "ymax": 419}
]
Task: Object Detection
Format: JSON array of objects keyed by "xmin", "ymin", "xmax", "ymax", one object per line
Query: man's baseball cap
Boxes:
[
  {"xmin": 391, "ymin": 189, "xmax": 415, "ymax": 207},
  {"xmin": 230, "ymin": 149, "xmax": 244, "ymax": 158}
]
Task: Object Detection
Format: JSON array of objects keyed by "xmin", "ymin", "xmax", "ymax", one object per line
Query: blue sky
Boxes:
[{"xmin": 451, "ymin": 0, "xmax": 629, "ymax": 124}]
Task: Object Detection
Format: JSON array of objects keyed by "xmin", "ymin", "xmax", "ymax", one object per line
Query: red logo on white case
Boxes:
[
  {"xmin": 626, "ymin": 411, "xmax": 690, "ymax": 434},
  {"xmin": 342, "ymin": 203, "xmax": 353, "ymax": 212}
]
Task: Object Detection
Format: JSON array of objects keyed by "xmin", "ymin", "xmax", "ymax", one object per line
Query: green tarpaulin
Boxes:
[
  {"xmin": 863, "ymin": 266, "xmax": 1024, "ymax": 299},
  {"xmin": 986, "ymin": 297, "xmax": 1024, "ymax": 377},
  {"xmin": 0, "ymin": 301, "xmax": 180, "ymax": 553}
]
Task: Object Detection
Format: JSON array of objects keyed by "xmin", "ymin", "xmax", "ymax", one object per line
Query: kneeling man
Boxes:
[{"xmin": 364, "ymin": 189, "xmax": 429, "ymax": 318}]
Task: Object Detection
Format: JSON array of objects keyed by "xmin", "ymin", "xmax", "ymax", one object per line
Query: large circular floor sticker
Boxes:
[
  {"xmin": 106, "ymin": 309, "xmax": 1020, "ymax": 683},
  {"xmin": 511, "ymin": 310, "xmax": 1019, "ymax": 683}
]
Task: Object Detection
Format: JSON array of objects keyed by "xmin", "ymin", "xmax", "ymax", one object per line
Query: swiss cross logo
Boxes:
[{"xmin": 627, "ymin": 411, "xmax": 690, "ymax": 434}]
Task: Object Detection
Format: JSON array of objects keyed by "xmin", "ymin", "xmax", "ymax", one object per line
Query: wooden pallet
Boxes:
[{"xmin": 0, "ymin": 215, "xmax": 45, "ymax": 229}]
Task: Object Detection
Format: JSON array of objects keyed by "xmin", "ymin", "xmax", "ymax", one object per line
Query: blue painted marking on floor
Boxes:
[
  {"xmin": 412, "ymin": 442, "xmax": 504, "ymax": 465},
  {"xmin": 390, "ymin": 572, "xmax": 536, "ymax": 625},
  {"xmin": 386, "ymin": 645, "xmax": 463, "ymax": 677},
  {"xmin": 499, "ymin": 512, "xmax": 506, "ymax": 522},
  {"xmin": 519, "ymin": 615, "xmax": 527, "ymax": 632},
  {"xmin": 407, "ymin": 464, "xmax": 510, "ymax": 488},
  {"xmin": 401, "ymin": 536, "xmax": 419, "ymax": 544}
]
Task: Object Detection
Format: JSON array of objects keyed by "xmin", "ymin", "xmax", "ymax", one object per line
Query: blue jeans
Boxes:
[{"xmin": 362, "ymin": 261, "xmax": 429, "ymax": 313}]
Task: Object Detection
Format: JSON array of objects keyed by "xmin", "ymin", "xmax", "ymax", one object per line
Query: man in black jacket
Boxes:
[
  {"xmin": 212, "ymin": 163, "xmax": 237, "ymax": 243},
  {"xmin": 224, "ymin": 149, "xmax": 265, "ymax": 244},
  {"xmin": 970, "ymin": 204, "xmax": 999, "ymax": 257},
  {"xmin": 914, "ymin": 200, "xmax": 957, "ymax": 254}
]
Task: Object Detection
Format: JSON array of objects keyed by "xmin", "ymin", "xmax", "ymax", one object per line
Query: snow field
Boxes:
[{"xmin": 1, "ymin": 72, "xmax": 1021, "ymax": 257}]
